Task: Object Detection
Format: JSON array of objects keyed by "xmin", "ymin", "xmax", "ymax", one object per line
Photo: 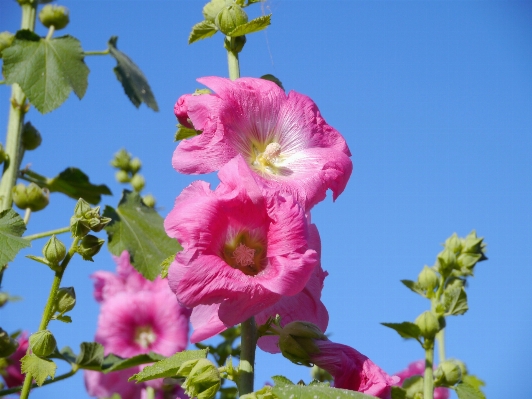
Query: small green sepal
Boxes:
[{"xmin": 77, "ymin": 235, "xmax": 105, "ymax": 261}]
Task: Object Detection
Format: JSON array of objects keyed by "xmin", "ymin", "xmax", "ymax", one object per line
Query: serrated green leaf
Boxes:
[
  {"xmin": 129, "ymin": 349, "xmax": 208, "ymax": 382},
  {"xmin": 400, "ymin": 280, "xmax": 426, "ymax": 296},
  {"xmin": 456, "ymin": 381, "xmax": 486, "ymax": 399},
  {"xmin": 227, "ymin": 15, "xmax": 271, "ymax": 37},
  {"xmin": 108, "ymin": 36, "xmax": 158, "ymax": 111},
  {"xmin": 101, "ymin": 352, "xmax": 165, "ymax": 373},
  {"xmin": 75, "ymin": 342, "xmax": 104, "ymax": 370},
  {"xmin": 160, "ymin": 253, "xmax": 176, "ymax": 279},
  {"xmin": 189, "ymin": 20, "xmax": 218, "ymax": 44},
  {"xmin": 381, "ymin": 322, "xmax": 421, "ymax": 340},
  {"xmin": 20, "ymin": 354, "xmax": 57, "ymax": 386},
  {"xmin": 174, "ymin": 124, "xmax": 202, "ymax": 142},
  {"xmin": 462, "ymin": 374, "xmax": 485, "ymax": 390},
  {"xmin": 272, "ymin": 375, "xmax": 295, "ymax": 386},
  {"xmin": 272, "ymin": 384, "xmax": 378, "ymax": 399},
  {"xmin": 3, "ymin": 31, "xmax": 89, "ymax": 114},
  {"xmin": 0, "ymin": 209, "xmax": 31, "ymax": 265},
  {"xmin": 443, "ymin": 286, "xmax": 468, "ymax": 316},
  {"xmin": 260, "ymin": 74, "xmax": 284, "ymax": 91},
  {"xmin": 103, "ymin": 190, "xmax": 182, "ymax": 281}
]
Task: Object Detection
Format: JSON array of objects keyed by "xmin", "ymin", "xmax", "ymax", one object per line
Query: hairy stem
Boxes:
[
  {"xmin": 436, "ymin": 329, "xmax": 446, "ymax": 363},
  {"xmin": 236, "ymin": 317, "xmax": 257, "ymax": 396},
  {"xmin": 424, "ymin": 339, "xmax": 435, "ymax": 399},
  {"xmin": 25, "ymin": 226, "xmax": 70, "ymax": 241},
  {"xmin": 226, "ymin": 37, "xmax": 240, "ymax": 81}
]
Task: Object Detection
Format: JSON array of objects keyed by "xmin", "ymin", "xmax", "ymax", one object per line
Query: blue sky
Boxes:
[{"xmin": 1, "ymin": 1, "xmax": 531, "ymax": 398}]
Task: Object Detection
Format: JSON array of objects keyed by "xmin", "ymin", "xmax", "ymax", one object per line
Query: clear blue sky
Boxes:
[{"xmin": 1, "ymin": 1, "xmax": 531, "ymax": 398}]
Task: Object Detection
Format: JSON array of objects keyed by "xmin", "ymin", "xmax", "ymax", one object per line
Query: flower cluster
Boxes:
[{"xmin": 84, "ymin": 251, "xmax": 191, "ymax": 399}]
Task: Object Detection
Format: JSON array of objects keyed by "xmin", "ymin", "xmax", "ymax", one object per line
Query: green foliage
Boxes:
[
  {"xmin": 20, "ymin": 354, "xmax": 57, "ymax": 386},
  {"xmin": 227, "ymin": 15, "xmax": 271, "ymax": 37},
  {"xmin": 390, "ymin": 386, "xmax": 407, "ymax": 399},
  {"xmin": 442, "ymin": 286, "xmax": 468, "ymax": 316},
  {"xmin": 455, "ymin": 381, "xmax": 486, "ymax": 399},
  {"xmin": 108, "ymin": 36, "xmax": 159, "ymax": 111},
  {"xmin": 104, "ymin": 190, "xmax": 182, "ymax": 281},
  {"xmin": 271, "ymin": 375, "xmax": 294, "ymax": 386},
  {"xmin": 2, "ymin": 30, "xmax": 89, "ymax": 114},
  {"xmin": 175, "ymin": 124, "xmax": 202, "ymax": 141},
  {"xmin": 75, "ymin": 342, "xmax": 104, "ymax": 370},
  {"xmin": 101, "ymin": 352, "xmax": 164, "ymax": 373},
  {"xmin": 381, "ymin": 322, "xmax": 421, "ymax": 341},
  {"xmin": 0, "ymin": 209, "xmax": 30, "ymax": 265},
  {"xmin": 400, "ymin": 279, "xmax": 425, "ymax": 296},
  {"xmin": 272, "ymin": 384, "xmax": 378, "ymax": 399},
  {"xmin": 129, "ymin": 349, "xmax": 208, "ymax": 382},
  {"xmin": 160, "ymin": 253, "xmax": 175, "ymax": 279},
  {"xmin": 260, "ymin": 74, "xmax": 284, "ymax": 91},
  {"xmin": 189, "ymin": 20, "xmax": 218, "ymax": 44},
  {"xmin": 462, "ymin": 375, "xmax": 485, "ymax": 391}
]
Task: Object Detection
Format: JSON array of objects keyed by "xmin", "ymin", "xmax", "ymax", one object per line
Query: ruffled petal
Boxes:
[{"xmin": 189, "ymin": 304, "xmax": 229, "ymax": 343}]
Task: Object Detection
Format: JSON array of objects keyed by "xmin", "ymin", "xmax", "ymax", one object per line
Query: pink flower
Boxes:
[
  {"xmin": 394, "ymin": 360, "xmax": 450, "ymax": 399},
  {"xmin": 310, "ymin": 340, "xmax": 399, "ymax": 399},
  {"xmin": 172, "ymin": 76, "xmax": 352, "ymax": 210},
  {"xmin": 165, "ymin": 158, "xmax": 319, "ymax": 342},
  {"xmin": 1, "ymin": 332, "xmax": 28, "ymax": 388},
  {"xmin": 85, "ymin": 254, "xmax": 190, "ymax": 399}
]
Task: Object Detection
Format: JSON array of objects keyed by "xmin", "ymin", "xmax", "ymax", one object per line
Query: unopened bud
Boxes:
[
  {"xmin": 436, "ymin": 248, "xmax": 457, "ymax": 275},
  {"xmin": 129, "ymin": 158, "xmax": 142, "ymax": 174},
  {"xmin": 215, "ymin": 5, "xmax": 248, "ymax": 35},
  {"xmin": 278, "ymin": 321, "xmax": 326, "ymax": 366},
  {"xmin": 42, "ymin": 235, "xmax": 66, "ymax": 265},
  {"xmin": 444, "ymin": 233, "xmax": 462, "ymax": 253},
  {"xmin": 202, "ymin": 0, "xmax": 233, "ymax": 22},
  {"xmin": 415, "ymin": 311, "xmax": 440, "ymax": 339},
  {"xmin": 0, "ymin": 32, "xmax": 14, "ymax": 58},
  {"xmin": 0, "ymin": 328, "xmax": 18, "ymax": 357},
  {"xmin": 434, "ymin": 360, "xmax": 462, "ymax": 386},
  {"xmin": 21, "ymin": 122, "xmax": 42, "ymax": 151},
  {"xmin": 77, "ymin": 235, "xmax": 105, "ymax": 261},
  {"xmin": 417, "ymin": 266, "xmax": 438, "ymax": 290},
  {"xmin": 179, "ymin": 359, "xmax": 221, "ymax": 399},
  {"xmin": 70, "ymin": 218, "xmax": 90, "ymax": 238},
  {"xmin": 39, "ymin": 5, "xmax": 70, "ymax": 30},
  {"xmin": 73, "ymin": 198, "xmax": 91, "ymax": 218},
  {"xmin": 111, "ymin": 148, "xmax": 131, "ymax": 170},
  {"xmin": 142, "ymin": 194, "xmax": 156, "ymax": 208},
  {"xmin": 131, "ymin": 174, "xmax": 145, "ymax": 192},
  {"xmin": 115, "ymin": 170, "xmax": 130, "ymax": 183},
  {"xmin": 12, "ymin": 183, "xmax": 49, "ymax": 211},
  {"xmin": 29, "ymin": 330, "xmax": 56, "ymax": 357},
  {"xmin": 54, "ymin": 287, "xmax": 76, "ymax": 315}
]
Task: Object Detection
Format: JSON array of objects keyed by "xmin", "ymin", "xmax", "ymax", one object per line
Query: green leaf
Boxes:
[
  {"xmin": 174, "ymin": 124, "xmax": 202, "ymax": 141},
  {"xmin": 189, "ymin": 20, "xmax": 218, "ymax": 44},
  {"xmin": 20, "ymin": 354, "xmax": 57, "ymax": 386},
  {"xmin": 108, "ymin": 36, "xmax": 158, "ymax": 111},
  {"xmin": 260, "ymin": 74, "xmax": 284, "ymax": 91},
  {"xmin": 52, "ymin": 315, "xmax": 72, "ymax": 323},
  {"xmin": 129, "ymin": 349, "xmax": 208, "ymax": 382},
  {"xmin": 0, "ymin": 209, "xmax": 31, "ymax": 265},
  {"xmin": 272, "ymin": 375, "xmax": 295, "ymax": 386},
  {"xmin": 3, "ymin": 31, "xmax": 89, "ymax": 114},
  {"xmin": 390, "ymin": 386, "xmax": 407, "ymax": 399},
  {"xmin": 443, "ymin": 286, "xmax": 468, "ymax": 316},
  {"xmin": 58, "ymin": 346, "xmax": 77, "ymax": 364},
  {"xmin": 75, "ymin": 342, "xmax": 104, "ymax": 370},
  {"xmin": 160, "ymin": 253, "xmax": 175, "ymax": 279},
  {"xmin": 462, "ymin": 374, "xmax": 486, "ymax": 391},
  {"xmin": 227, "ymin": 15, "xmax": 271, "ymax": 37},
  {"xmin": 400, "ymin": 279, "xmax": 426, "ymax": 296},
  {"xmin": 456, "ymin": 381, "xmax": 486, "ymax": 399},
  {"xmin": 25, "ymin": 255, "xmax": 51, "ymax": 267},
  {"xmin": 101, "ymin": 352, "xmax": 165, "ymax": 373},
  {"xmin": 103, "ymin": 190, "xmax": 182, "ymax": 281},
  {"xmin": 272, "ymin": 384, "xmax": 378, "ymax": 399},
  {"xmin": 381, "ymin": 322, "xmax": 421, "ymax": 340}
]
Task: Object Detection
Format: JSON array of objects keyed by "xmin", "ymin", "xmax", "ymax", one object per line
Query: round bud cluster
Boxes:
[
  {"xmin": 110, "ymin": 149, "xmax": 151, "ymax": 196},
  {"xmin": 12, "ymin": 183, "xmax": 49, "ymax": 212},
  {"xmin": 70, "ymin": 198, "xmax": 111, "ymax": 239}
]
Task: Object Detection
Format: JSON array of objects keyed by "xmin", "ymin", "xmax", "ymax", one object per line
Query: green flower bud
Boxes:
[
  {"xmin": 179, "ymin": 359, "xmax": 221, "ymax": 399},
  {"xmin": 129, "ymin": 158, "xmax": 142, "ymax": 174},
  {"xmin": 111, "ymin": 148, "xmax": 131, "ymax": 170},
  {"xmin": 457, "ymin": 252, "xmax": 482, "ymax": 271},
  {"xmin": 461, "ymin": 230, "xmax": 484, "ymax": 254},
  {"xmin": 215, "ymin": 5, "xmax": 248, "ymax": 35},
  {"xmin": 278, "ymin": 321, "xmax": 326, "ymax": 366},
  {"xmin": 77, "ymin": 235, "xmax": 105, "ymax": 261},
  {"xmin": 21, "ymin": 122, "xmax": 42, "ymax": 151},
  {"xmin": 70, "ymin": 218, "xmax": 91, "ymax": 238},
  {"xmin": 434, "ymin": 360, "xmax": 462, "ymax": 386},
  {"xmin": 0, "ymin": 32, "xmax": 15, "ymax": 58},
  {"xmin": 224, "ymin": 35, "xmax": 246, "ymax": 53},
  {"xmin": 0, "ymin": 328, "xmax": 18, "ymax": 358},
  {"xmin": 54, "ymin": 287, "xmax": 76, "ymax": 315},
  {"xmin": 42, "ymin": 235, "xmax": 66, "ymax": 265},
  {"xmin": 417, "ymin": 266, "xmax": 438, "ymax": 290},
  {"xmin": 0, "ymin": 143, "xmax": 7, "ymax": 165},
  {"xmin": 73, "ymin": 198, "xmax": 92, "ymax": 218},
  {"xmin": 414, "ymin": 311, "xmax": 440, "ymax": 339},
  {"xmin": 115, "ymin": 170, "xmax": 130, "ymax": 183},
  {"xmin": 39, "ymin": 5, "xmax": 70, "ymax": 30},
  {"xmin": 435, "ymin": 248, "xmax": 457, "ymax": 275},
  {"xmin": 311, "ymin": 365, "xmax": 333, "ymax": 382},
  {"xmin": 444, "ymin": 233, "xmax": 462, "ymax": 253},
  {"xmin": 131, "ymin": 174, "xmax": 145, "ymax": 192},
  {"xmin": 12, "ymin": 183, "xmax": 49, "ymax": 211},
  {"xmin": 142, "ymin": 194, "xmax": 156, "ymax": 208},
  {"xmin": 89, "ymin": 216, "xmax": 112, "ymax": 233},
  {"xmin": 29, "ymin": 330, "xmax": 57, "ymax": 357},
  {"xmin": 202, "ymin": 0, "xmax": 234, "ymax": 22}
]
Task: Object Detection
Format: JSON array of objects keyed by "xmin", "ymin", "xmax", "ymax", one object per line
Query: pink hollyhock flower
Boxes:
[
  {"xmin": 394, "ymin": 360, "xmax": 450, "ymax": 399},
  {"xmin": 310, "ymin": 340, "xmax": 399, "ymax": 399},
  {"xmin": 1, "ymin": 332, "xmax": 28, "ymax": 388},
  {"xmin": 165, "ymin": 158, "xmax": 319, "ymax": 342},
  {"xmin": 172, "ymin": 76, "xmax": 352, "ymax": 210}
]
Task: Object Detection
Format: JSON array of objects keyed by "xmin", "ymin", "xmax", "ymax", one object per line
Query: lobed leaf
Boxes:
[
  {"xmin": 272, "ymin": 384, "xmax": 379, "ymax": 399},
  {"xmin": 75, "ymin": 342, "xmax": 104, "ymax": 370},
  {"xmin": 227, "ymin": 15, "xmax": 271, "ymax": 37},
  {"xmin": 103, "ymin": 190, "xmax": 182, "ymax": 281},
  {"xmin": 0, "ymin": 209, "xmax": 31, "ymax": 265},
  {"xmin": 20, "ymin": 354, "xmax": 57, "ymax": 386},
  {"xmin": 189, "ymin": 20, "xmax": 218, "ymax": 44},
  {"xmin": 2, "ymin": 30, "xmax": 89, "ymax": 114},
  {"xmin": 108, "ymin": 36, "xmax": 158, "ymax": 111},
  {"xmin": 456, "ymin": 381, "xmax": 486, "ymax": 399},
  {"xmin": 272, "ymin": 375, "xmax": 295, "ymax": 386},
  {"xmin": 101, "ymin": 352, "xmax": 165, "ymax": 374},
  {"xmin": 129, "ymin": 349, "xmax": 208, "ymax": 382},
  {"xmin": 381, "ymin": 322, "xmax": 421, "ymax": 341}
]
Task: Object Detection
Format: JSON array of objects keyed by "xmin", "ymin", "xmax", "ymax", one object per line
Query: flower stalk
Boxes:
[
  {"xmin": 236, "ymin": 317, "xmax": 257, "ymax": 396},
  {"xmin": 423, "ymin": 339, "xmax": 435, "ymax": 399},
  {"xmin": 226, "ymin": 36, "xmax": 240, "ymax": 81},
  {"xmin": 24, "ymin": 226, "xmax": 70, "ymax": 241}
]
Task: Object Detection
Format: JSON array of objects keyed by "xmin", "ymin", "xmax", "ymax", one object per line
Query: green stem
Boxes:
[
  {"xmin": 436, "ymin": 329, "xmax": 446, "ymax": 363},
  {"xmin": 23, "ymin": 208, "xmax": 31, "ymax": 225},
  {"xmin": 19, "ymin": 238, "xmax": 79, "ymax": 399},
  {"xmin": 83, "ymin": 49, "xmax": 110, "ymax": 56},
  {"xmin": 0, "ymin": 369, "xmax": 77, "ymax": 396},
  {"xmin": 236, "ymin": 317, "xmax": 257, "ymax": 396},
  {"xmin": 45, "ymin": 25, "xmax": 55, "ymax": 41},
  {"xmin": 226, "ymin": 37, "xmax": 240, "ymax": 80},
  {"xmin": 144, "ymin": 386, "xmax": 155, "ymax": 399},
  {"xmin": 25, "ymin": 226, "xmax": 70, "ymax": 241},
  {"xmin": 423, "ymin": 339, "xmax": 435, "ymax": 399}
]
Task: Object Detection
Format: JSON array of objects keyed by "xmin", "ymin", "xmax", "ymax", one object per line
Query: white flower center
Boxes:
[
  {"xmin": 134, "ymin": 326, "xmax": 156, "ymax": 349},
  {"xmin": 252, "ymin": 142, "xmax": 283, "ymax": 175},
  {"xmin": 232, "ymin": 243, "xmax": 256, "ymax": 267}
]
